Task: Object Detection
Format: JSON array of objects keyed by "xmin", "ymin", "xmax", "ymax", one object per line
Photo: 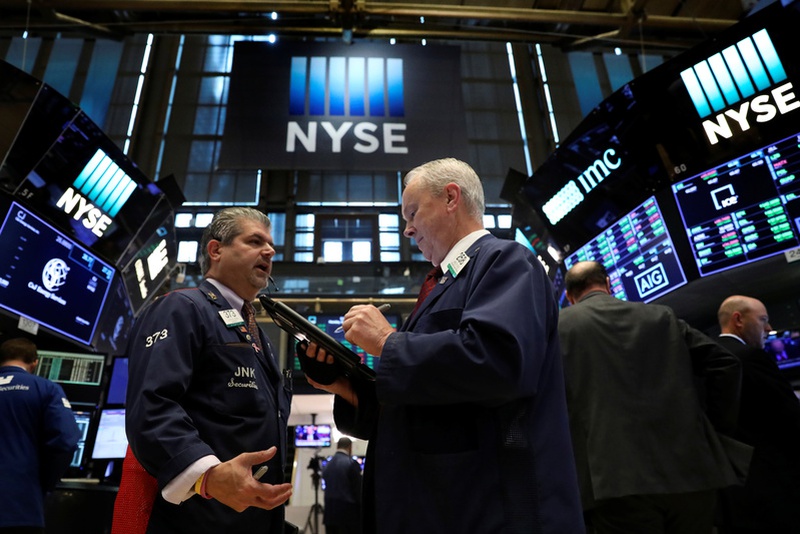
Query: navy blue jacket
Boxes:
[
  {"xmin": 0, "ymin": 365, "xmax": 80, "ymax": 528},
  {"xmin": 322, "ymin": 451, "xmax": 362, "ymax": 528},
  {"xmin": 126, "ymin": 280, "xmax": 292, "ymax": 534},
  {"xmin": 334, "ymin": 234, "xmax": 585, "ymax": 534}
]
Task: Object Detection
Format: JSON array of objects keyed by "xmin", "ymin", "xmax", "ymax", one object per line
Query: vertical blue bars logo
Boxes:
[
  {"xmin": 72, "ymin": 149, "xmax": 136, "ymax": 217},
  {"xmin": 681, "ymin": 29, "xmax": 787, "ymax": 118},
  {"xmin": 289, "ymin": 56, "xmax": 404, "ymax": 117}
]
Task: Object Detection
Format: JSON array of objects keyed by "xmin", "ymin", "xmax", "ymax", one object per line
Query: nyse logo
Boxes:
[
  {"xmin": 634, "ymin": 263, "xmax": 669, "ymax": 299},
  {"xmin": 56, "ymin": 149, "xmax": 136, "ymax": 237},
  {"xmin": 711, "ymin": 184, "xmax": 738, "ymax": 210},
  {"xmin": 680, "ymin": 29, "xmax": 800, "ymax": 145},
  {"xmin": 286, "ymin": 56, "xmax": 408, "ymax": 154}
]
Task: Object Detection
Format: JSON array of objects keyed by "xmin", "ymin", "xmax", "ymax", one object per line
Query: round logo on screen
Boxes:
[{"xmin": 42, "ymin": 258, "xmax": 70, "ymax": 292}]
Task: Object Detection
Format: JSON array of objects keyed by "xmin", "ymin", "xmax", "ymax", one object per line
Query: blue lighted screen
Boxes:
[
  {"xmin": 671, "ymin": 131, "xmax": 800, "ymax": 277},
  {"xmin": 564, "ymin": 196, "xmax": 687, "ymax": 302},
  {"xmin": 293, "ymin": 313, "xmax": 400, "ymax": 373},
  {"xmin": 0, "ymin": 201, "xmax": 115, "ymax": 345}
]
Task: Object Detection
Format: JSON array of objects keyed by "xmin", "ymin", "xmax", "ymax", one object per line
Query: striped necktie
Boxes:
[{"xmin": 242, "ymin": 301, "xmax": 263, "ymax": 354}]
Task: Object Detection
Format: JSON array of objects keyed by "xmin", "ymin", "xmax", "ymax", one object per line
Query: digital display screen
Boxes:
[
  {"xmin": 564, "ymin": 196, "xmax": 687, "ymax": 302},
  {"xmin": 13, "ymin": 111, "xmax": 170, "ymax": 266},
  {"xmin": 105, "ymin": 356, "xmax": 128, "ymax": 405},
  {"xmin": 0, "ymin": 200, "xmax": 116, "ymax": 345},
  {"xmin": 36, "ymin": 350, "xmax": 105, "ymax": 386},
  {"xmin": 90, "ymin": 408, "xmax": 128, "ymax": 459},
  {"xmin": 766, "ymin": 331, "xmax": 800, "ymax": 371},
  {"xmin": 292, "ymin": 313, "xmax": 400, "ymax": 373},
  {"xmin": 671, "ymin": 131, "xmax": 800, "ymax": 277},
  {"xmin": 294, "ymin": 424, "xmax": 332, "ymax": 448}
]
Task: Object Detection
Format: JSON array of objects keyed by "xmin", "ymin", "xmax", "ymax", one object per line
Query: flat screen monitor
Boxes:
[
  {"xmin": 90, "ymin": 408, "xmax": 128, "ymax": 460},
  {"xmin": 294, "ymin": 424, "xmax": 332, "ymax": 448},
  {"xmin": 671, "ymin": 131, "xmax": 800, "ymax": 277},
  {"xmin": 36, "ymin": 350, "xmax": 105, "ymax": 386},
  {"xmin": 0, "ymin": 199, "xmax": 116, "ymax": 346},
  {"xmin": 105, "ymin": 356, "xmax": 128, "ymax": 406},
  {"xmin": 292, "ymin": 313, "xmax": 400, "ymax": 374},
  {"xmin": 564, "ymin": 196, "xmax": 688, "ymax": 302},
  {"xmin": 765, "ymin": 331, "xmax": 800, "ymax": 371},
  {"xmin": 70, "ymin": 409, "xmax": 92, "ymax": 469}
]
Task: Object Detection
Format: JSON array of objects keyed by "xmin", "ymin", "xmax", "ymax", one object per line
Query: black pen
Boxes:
[{"xmin": 334, "ymin": 303, "xmax": 391, "ymax": 333}]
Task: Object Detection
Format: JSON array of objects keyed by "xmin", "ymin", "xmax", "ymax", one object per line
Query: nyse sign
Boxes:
[{"xmin": 220, "ymin": 42, "xmax": 468, "ymax": 170}]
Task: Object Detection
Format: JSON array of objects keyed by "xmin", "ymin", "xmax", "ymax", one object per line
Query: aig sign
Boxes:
[
  {"xmin": 220, "ymin": 42, "xmax": 468, "ymax": 171},
  {"xmin": 680, "ymin": 29, "xmax": 800, "ymax": 145}
]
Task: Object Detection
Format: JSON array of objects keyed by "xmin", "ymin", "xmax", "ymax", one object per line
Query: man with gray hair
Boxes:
[
  {"xmin": 117, "ymin": 207, "xmax": 294, "ymax": 534},
  {"xmin": 302, "ymin": 158, "xmax": 584, "ymax": 533}
]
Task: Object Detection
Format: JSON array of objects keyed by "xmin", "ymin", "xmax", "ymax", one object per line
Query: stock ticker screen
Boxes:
[
  {"xmin": 564, "ymin": 196, "xmax": 688, "ymax": 302},
  {"xmin": 671, "ymin": 131, "xmax": 800, "ymax": 277}
]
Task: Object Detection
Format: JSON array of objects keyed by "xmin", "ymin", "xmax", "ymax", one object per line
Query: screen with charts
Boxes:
[
  {"xmin": 292, "ymin": 313, "xmax": 400, "ymax": 373},
  {"xmin": 671, "ymin": 131, "xmax": 800, "ymax": 277},
  {"xmin": 90, "ymin": 408, "xmax": 128, "ymax": 460},
  {"xmin": 36, "ymin": 350, "xmax": 105, "ymax": 386},
  {"xmin": 564, "ymin": 196, "xmax": 687, "ymax": 302},
  {"xmin": 0, "ymin": 200, "xmax": 116, "ymax": 346}
]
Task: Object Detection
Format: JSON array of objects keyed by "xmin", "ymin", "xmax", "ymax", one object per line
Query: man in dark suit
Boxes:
[
  {"xmin": 322, "ymin": 437, "xmax": 362, "ymax": 534},
  {"xmin": 558, "ymin": 261, "xmax": 744, "ymax": 534},
  {"xmin": 716, "ymin": 295, "xmax": 800, "ymax": 533},
  {"xmin": 302, "ymin": 158, "xmax": 584, "ymax": 533}
]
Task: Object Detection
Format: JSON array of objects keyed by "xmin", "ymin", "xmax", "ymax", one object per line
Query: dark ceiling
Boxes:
[{"xmin": 0, "ymin": 0, "xmax": 748, "ymax": 53}]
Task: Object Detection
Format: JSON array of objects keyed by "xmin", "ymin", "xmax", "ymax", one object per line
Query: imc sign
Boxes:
[
  {"xmin": 220, "ymin": 42, "xmax": 468, "ymax": 170},
  {"xmin": 680, "ymin": 29, "xmax": 800, "ymax": 146}
]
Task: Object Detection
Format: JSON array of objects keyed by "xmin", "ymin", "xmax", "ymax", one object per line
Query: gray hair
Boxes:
[
  {"xmin": 198, "ymin": 207, "xmax": 271, "ymax": 274},
  {"xmin": 403, "ymin": 158, "xmax": 485, "ymax": 221}
]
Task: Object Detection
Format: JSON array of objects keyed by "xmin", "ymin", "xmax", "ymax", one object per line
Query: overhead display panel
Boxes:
[
  {"xmin": 671, "ymin": 131, "xmax": 800, "ymax": 276},
  {"xmin": 564, "ymin": 196, "xmax": 687, "ymax": 302},
  {"xmin": 520, "ymin": 1, "xmax": 800, "ymax": 298},
  {"xmin": 13, "ymin": 111, "xmax": 171, "ymax": 266}
]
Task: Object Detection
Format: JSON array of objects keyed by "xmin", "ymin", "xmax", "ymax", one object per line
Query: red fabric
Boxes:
[
  {"xmin": 410, "ymin": 267, "xmax": 442, "ymax": 318},
  {"xmin": 111, "ymin": 446, "xmax": 158, "ymax": 534}
]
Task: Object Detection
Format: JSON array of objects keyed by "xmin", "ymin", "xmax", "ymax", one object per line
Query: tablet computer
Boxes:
[{"xmin": 258, "ymin": 294, "xmax": 376, "ymax": 382}]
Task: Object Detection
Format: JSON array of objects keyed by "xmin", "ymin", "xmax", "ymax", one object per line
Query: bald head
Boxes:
[
  {"xmin": 564, "ymin": 261, "xmax": 610, "ymax": 304},
  {"xmin": 718, "ymin": 295, "xmax": 771, "ymax": 349}
]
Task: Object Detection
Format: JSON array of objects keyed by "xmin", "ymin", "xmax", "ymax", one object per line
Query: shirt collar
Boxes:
[
  {"xmin": 205, "ymin": 278, "xmax": 246, "ymax": 312},
  {"xmin": 440, "ymin": 229, "xmax": 489, "ymax": 273},
  {"xmin": 719, "ymin": 332, "xmax": 746, "ymax": 344}
]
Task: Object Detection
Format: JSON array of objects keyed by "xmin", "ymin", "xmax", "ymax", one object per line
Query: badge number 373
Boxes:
[{"xmin": 145, "ymin": 329, "xmax": 169, "ymax": 347}]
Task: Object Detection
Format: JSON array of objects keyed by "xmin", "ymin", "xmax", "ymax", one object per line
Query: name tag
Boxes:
[
  {"xmin": 219, "ymin": 309, "xmax": 245, "ymax": 328},
  {"xmin": 446, "ymin": 251, "xmax": 470, "ymax": 278}
]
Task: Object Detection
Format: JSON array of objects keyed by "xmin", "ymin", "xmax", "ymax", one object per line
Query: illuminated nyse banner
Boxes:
[
  {"xmin": 565, "ymin": 197, "xmax": 687, "ymax": 302},
  {"xmin": 671, "ymin": 131, "xmax": 800, "ymax": 276}
]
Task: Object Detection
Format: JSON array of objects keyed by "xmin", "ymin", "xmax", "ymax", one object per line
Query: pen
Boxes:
[{"xmin": 334, "ymin": 303, "xmax": 391, "ymax": 333}]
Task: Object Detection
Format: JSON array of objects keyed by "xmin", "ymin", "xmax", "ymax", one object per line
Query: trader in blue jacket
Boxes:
[
  {"xmin": 124, "ymin": 207, "xmax": 293, "ymax": 533},
  {"xmin": 0, "ymin": 337, "xmax": 81, "ymax": 533},
  {"xmin": 303, "ymin": 158, "xmax": 585, "ymax": 533}
]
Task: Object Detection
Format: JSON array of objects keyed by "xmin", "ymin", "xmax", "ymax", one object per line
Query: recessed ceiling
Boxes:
[{"xmin": 0, "ymin": 0, "xmax": 748, "ymax": 54}]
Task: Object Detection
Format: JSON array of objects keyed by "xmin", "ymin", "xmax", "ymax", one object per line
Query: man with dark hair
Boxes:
[
  {"xmin": 0, "ymin": 337, "xmax": 81, "ymax": 533},
  {"xmin": 118, "ymin": 207, "xmax": 293, "ymax": 534},
  {"xmin": 322, "ymin": 437, "xmax": 362, "ymax": 534},
  {"xmin": 558, "ymin": 261, "xmax": 746, "ymax": 534},
  {"xmin": 716, "ymin": 295, "xmax": 800, "ymax": 533}
]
